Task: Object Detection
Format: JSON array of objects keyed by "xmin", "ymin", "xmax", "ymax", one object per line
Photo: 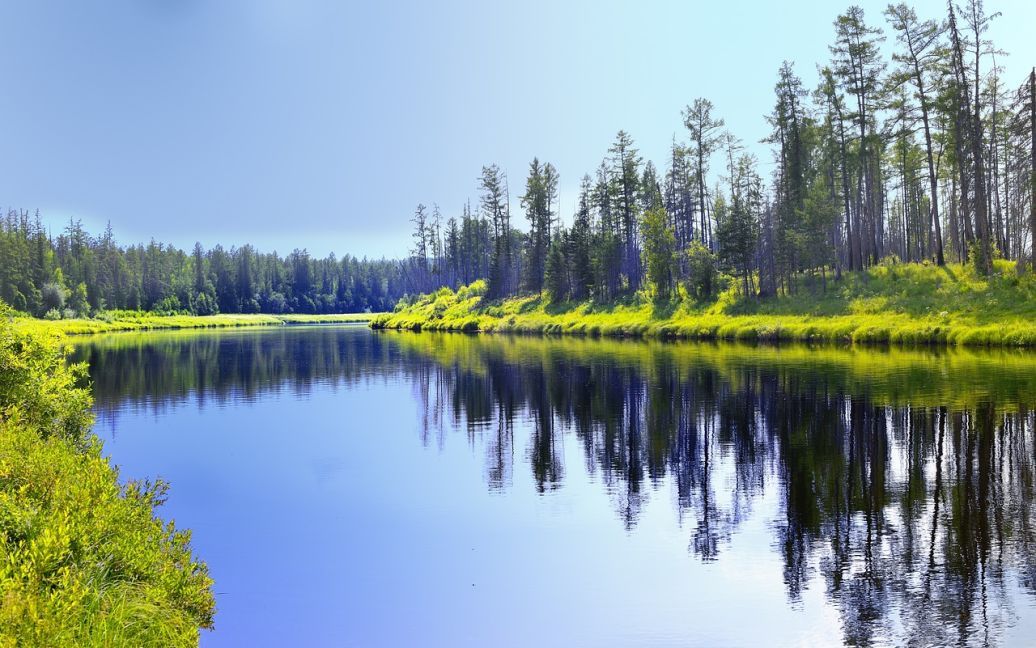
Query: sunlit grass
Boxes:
[
  {"xmin": 371, "ymin": 261, "xmax": 1036, "ymax": 347},
  {"xmin": 14, "ymin": 311, "xmax": 382, "ymax": 336}
]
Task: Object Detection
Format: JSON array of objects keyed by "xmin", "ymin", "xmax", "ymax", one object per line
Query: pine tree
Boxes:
[
  {"xmin": 886, "ymin": 2, "xmax": 946, "ymax": 265},
  {"xmin": 608, "ymin": 131, "xmax": 643, "ymax": 290},
  {"xmin": 682, "ymin": 98, "xmax": 725, "ymax": 249},
  {"xmin": 480, "ymin": 164, "xmax": 513, "ymax": 297}
]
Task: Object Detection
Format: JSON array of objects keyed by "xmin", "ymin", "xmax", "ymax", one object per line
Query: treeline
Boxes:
[
  {"xmin": 0, "ymin": 214, "xmax": 406, "ymax": 317},
  {"xmin": 405, "ymin": 1, "xmax": 1035, "ymax": 302},
  {"xmin": 4, "ymin": 3, "xmax": 1032, "ymax": 317}
]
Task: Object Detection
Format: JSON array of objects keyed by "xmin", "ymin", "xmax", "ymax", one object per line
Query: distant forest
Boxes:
[
  {"xmin": 1, "ymin": 2, "xmax": 1034, "ymax": 318},
  {"xmin": 0, "ymin": 215, "xmax": 405, "ymax": 316}
]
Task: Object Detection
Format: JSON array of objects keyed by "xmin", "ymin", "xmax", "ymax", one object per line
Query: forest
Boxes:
[
  {"xmin": 1, "ymin": 2, "xmax": 1033, "ymax": 324},
  {"xmin": 400, "ymin": 2, "xmax": 1035, "ymax": 305},
  {"xmin": 3, "ymin": 2, "xmax": 1036, "ymax": 645},
  {"xmin": 0, "ymin": 215, "xmax": 406, "ymax": 317}
]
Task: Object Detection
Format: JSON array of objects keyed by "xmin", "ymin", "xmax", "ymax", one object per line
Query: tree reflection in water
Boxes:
[{"xmin": 76, "ymin": 327, "xmax": 1036, "ymax": 646}]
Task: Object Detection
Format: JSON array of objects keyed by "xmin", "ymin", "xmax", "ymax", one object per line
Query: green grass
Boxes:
[
  {"xmin": 14, "ymin": 311, "xmax": 382, "ymax": 336},
  {"xmin": 371, "ymin": 261, "xmax": 1036, "ymax": 347},
  {"xmin": 0, "ymin": 310, "xmax": 214, "ymax": 646}
]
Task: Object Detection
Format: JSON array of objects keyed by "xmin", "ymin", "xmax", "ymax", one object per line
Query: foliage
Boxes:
[
  {"xmin": 0, "ymin": 306, "xmax": 215, "ymax": 645},
  {"xmin": 685, "ymin": 240, "xmax": 720, "ymax": 301},
  {"xmin": 640, "ymin": 207, "xmax": 677, "ymax": 300},
  {"xmin": 0, "ymin": 214, "xmax": 403, "ymax": 318},
  {"xmin": 13, "ymin": 311, "xmax": 379, "ymax": 337},
  {"xmin": 544, "ymin": 240, "xmax": 568, "ymax": 304}
]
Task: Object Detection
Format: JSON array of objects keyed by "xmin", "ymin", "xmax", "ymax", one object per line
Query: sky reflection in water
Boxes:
[{"xmin": 73, "ymin": 326, "xmax": 1036, "ymax": 647}]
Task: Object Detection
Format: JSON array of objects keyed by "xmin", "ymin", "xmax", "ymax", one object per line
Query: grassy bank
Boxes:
[
  {"xmin": 372, "ymin": 261, "xmax": 1036, "ymax": 346},
  {"xmin": 0, "ymin": 309, "xmax": 214, "ymax": 646},
  {"xmin": 14, "ymin": 311, "xmax": 380, "ymax": 336}
]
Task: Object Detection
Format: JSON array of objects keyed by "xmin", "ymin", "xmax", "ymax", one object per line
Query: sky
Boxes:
[{"xmin": 0, "ymin": 0, "xmax": 1033, "ymax": 260}]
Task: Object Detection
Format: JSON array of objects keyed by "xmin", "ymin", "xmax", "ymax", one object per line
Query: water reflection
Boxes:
[{"xmin": 74, "ymin": 327, "xmax": 1036, "ymax": 646}]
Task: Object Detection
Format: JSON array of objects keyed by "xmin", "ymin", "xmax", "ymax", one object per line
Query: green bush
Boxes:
[{"xmin": 0, "ymin": 304, "xmax": 214, "ymax": 646}]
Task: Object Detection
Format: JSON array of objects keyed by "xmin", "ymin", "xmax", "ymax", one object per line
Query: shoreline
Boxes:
[
  {"xmin": 371, "ymin": 311, "xmax": 1036, "ymax": 347},
  {"xmin": 369, "ymin": 264, "xmax": 1036, "ymax": 348},
  {"xmin": 14, "ymin": 312, "xmax": 382, "ymax": 336}
]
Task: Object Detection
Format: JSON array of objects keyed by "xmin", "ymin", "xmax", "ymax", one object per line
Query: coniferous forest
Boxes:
[
  {"xmin": 400, "ymin": 2, "xmax": 1034, "ymax": 304},
  {"xmin": 2, "ymin": 3, "xmax": 1033, "ymax": 320},
  {"xmin": 0, "ymin": 215, "xmax": 405, "ymax": 317}
]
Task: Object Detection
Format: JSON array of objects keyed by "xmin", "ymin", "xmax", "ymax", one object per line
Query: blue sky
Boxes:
[{"xmin": 0, "ymin": 0, "xmax": 1032, "ymax": 259}]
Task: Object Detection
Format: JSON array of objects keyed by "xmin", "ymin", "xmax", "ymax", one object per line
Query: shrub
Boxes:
[
  {"xmin": 40, "ymin": 282, "xmax": 69, "ymax": 313},
  {"xmin": 194, "ymin": 292, "xmax": 220, "ymax": 316},
  {"xmin": 154, "ymin": 295, "xmax": 184, "ymax": 315},
  {"xmin": 685, "ymin": 240, "xmax": 719, "ymax": 301},
  {"xmin": 456, "ymin": 280, "xmax": 488, "ymax": 301},
  {"xmin": 0, "ymin": 311, "xmax": 215, "ymax": 645}
]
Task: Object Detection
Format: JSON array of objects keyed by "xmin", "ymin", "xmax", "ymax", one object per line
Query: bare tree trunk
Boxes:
[
  {"xmin": 1030, "ymin": 68, "xmax": 1036, "ymax": 271},
  {"xmin": 917, "ymin": 82, "xmax": 945, "ymax": 265},
  {"xmin": 958, "ymin": 1, "xmax": 993, "ymax": 274},
  {"xmin": 837, "ymin": 110, "xmax": 857, "ymax": 271}
]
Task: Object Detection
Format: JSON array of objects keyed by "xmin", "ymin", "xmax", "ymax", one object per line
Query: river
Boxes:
[{"xmin": 72, "ymin": 324, "xmax": 1036, "ymax": 647}]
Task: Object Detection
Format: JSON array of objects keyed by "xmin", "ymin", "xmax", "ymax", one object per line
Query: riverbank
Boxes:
[
  {"xmin": 13, "ymin": 311, "xmax": 381, "ymax": 336},
  {"xmin": 371, "ymin": 262, "xmax": 1036, "ymax": 346},
  {"xmin": 0, "ymin": 309, "xmax": 214, "ymax": 645}
]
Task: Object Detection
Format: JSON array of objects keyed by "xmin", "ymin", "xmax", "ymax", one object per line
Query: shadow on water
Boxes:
[{"xmin": 74, "ymin": 327, "xmax": 1036, "ymax": 647}]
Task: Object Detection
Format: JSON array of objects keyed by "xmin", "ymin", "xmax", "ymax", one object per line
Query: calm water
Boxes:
[{"xmin": 73, "ymin": 325, "xmax": 1036, "ymax": 647}]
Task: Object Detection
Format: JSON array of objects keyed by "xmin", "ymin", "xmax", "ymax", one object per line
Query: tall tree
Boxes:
[
  {"xmin": 641, "ymin": 206, "xmax": 677, "ymax": 301},
  {"xmin": 818, "ymin": 67, "xmax": 859, "ymax": 271},
  {"xmin": 1031, "ymin": 67, "xmax": 1036, "ymax": 269},
  {"xmin": 520, "ymin": 158, "xmax": 551, "ymax": 292},
  {"xmin": 480, "ymin": 164, "xmax": 514, "ymax": 297},
  {"xmin": 947, "ymin": 0, "xmax": 993, "ymax": 272},
  {"xmin": 768, "ymin": 61, "xmax": 809, "ymax": 289},
  {"xmin": 886, "ymin": 2, "xmax": 946, "ymax": 265},
  {"xmin": 683, "ymin": 99, "xmax": 725, "ymax": 249},
  {"xmin": 716, "ymin": 155, "xmax": 762, "ymax": 298},
  {"xmin": 832, "ymin": 6, "xmax": 886, "ymax": 265},
  {"xmin": 570, "ymin": 175, "xmax": 596, "ymax": 300},
  {"xmin": 609, "ymin": 131, "xmax": 643, "ymax": 291}
]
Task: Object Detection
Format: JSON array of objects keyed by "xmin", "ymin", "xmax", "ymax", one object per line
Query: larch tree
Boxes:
[
  {"xmin": 831, "ymin": 6, "xmax": 886, "ymax": 265},
  {"xmin": 682, "ymin": 98, "xmax": 725, "ymax": 249},
  {"xmin": 886, "ymin": 2, "xmax": 946, "ymax": 265}
]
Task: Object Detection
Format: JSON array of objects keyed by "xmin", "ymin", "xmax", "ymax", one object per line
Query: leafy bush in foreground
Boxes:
[{"xmin": 0, "ymin": 304, "xmax": 215, "ymax": 646}]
